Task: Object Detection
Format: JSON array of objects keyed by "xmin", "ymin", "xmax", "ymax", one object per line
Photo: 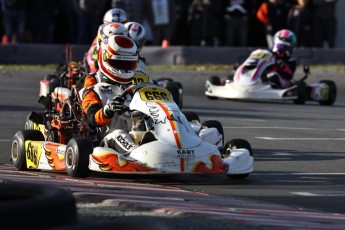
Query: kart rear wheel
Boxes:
[
  {"xmin": 11, "ymin": 130, "xmax": 45, "ymax": 171},
  {"xmin": 319, "ymin": 80, "xmax": 336, "ymax": 105},
  {"xmin": 183, "ymin": 111, "xmax": 200, "ymax": 122},
  {"xmin": 202, "ymin": 120, "xmax": 224, "ymax": 148},
  {"xmin": 165, "ymin": 81, "xmax": 183, "ymax": 108},
  {"xmin": 44, "ymin": 73, "xmax": 58, "ymax": 81},
  {"xmin": 48, "ymin": 77, "xmax": 61, "ymax": 94},
  {"xmin": 223, "ymin": 139, "xmax": 253, "ymax": 180},
  {"xmin": 65, "ymin": 137, "xmax": 93, "ymax": 178},
  {"xmin": 293, "ymin": 81, "xmax": 306, "ymax": 104}
]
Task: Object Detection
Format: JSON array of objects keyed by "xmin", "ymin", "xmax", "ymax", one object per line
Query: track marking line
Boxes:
[
  {"xmin": 292, "ymin": 192, "xmax": 345, "ymax": 197},
  {"xmin": 256, "ymin": 137, "xmax": 345, "ymax": 140}
]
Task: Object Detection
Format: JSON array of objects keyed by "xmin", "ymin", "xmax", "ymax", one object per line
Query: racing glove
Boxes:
[{"xmin": 103, "ymin": 95, "xmax": 126, "ymax": 118}]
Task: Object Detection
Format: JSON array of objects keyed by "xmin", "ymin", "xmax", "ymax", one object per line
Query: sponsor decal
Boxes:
[
  {"xmin": 177, "ymin": 149, "xmax": 195, "ymax": 158},
  {"xmin": 25, "ymin": 141, "xmax": 42, "ymax": 169},
  {"xmin": 116, "ymin": 135, "xmax": 133, "ymax": 150},
  {"xmin": 100, "ymin": 86, "xmax": 113, "ymax": 94}
]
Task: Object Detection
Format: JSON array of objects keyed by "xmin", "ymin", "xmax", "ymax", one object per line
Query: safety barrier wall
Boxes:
[{"xmin": 0, "ymin": 44, "xmax": 345, "ymax": 65}]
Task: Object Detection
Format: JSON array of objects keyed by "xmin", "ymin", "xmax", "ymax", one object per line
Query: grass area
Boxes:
[{"xmin": 0, "ymin": 64, "xmax": 345, "ymax": 72}]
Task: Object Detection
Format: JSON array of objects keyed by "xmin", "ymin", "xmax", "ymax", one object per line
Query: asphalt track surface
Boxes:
[{"xmin": 0, "ymin": 66, "xmax": 345, "ymax": 229}]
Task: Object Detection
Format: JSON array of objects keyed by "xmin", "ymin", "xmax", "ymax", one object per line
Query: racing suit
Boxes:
[{"xmin": 267, "ymin": 54, "xmax": 297, "ymax": 89}]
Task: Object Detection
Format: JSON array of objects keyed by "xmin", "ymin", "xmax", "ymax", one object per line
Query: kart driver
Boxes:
[
  {"xmin": 267, "ymin": 29, "xmax": 297, "ymax": 89},
  {"xmin": 81, "ymin": 34, "xmax": 140, "ymax": 153},
  {"xmin": 84, "ymin": 8, "xmax": 128, "ymax": 73}
]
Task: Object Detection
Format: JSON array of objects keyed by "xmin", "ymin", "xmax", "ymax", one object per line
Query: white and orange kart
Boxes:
[{"xmin": 11, "ymin": 83, "xmax": 253, "ymax": 179}]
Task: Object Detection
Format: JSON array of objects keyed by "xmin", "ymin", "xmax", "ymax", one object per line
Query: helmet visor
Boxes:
[
  {"xmin": 273, "ymin": 43, "xmax": 290, "ymax": 54},
  {"xmin": 104, "ymin": 52, "xmax": 138, "ymax": 71}
]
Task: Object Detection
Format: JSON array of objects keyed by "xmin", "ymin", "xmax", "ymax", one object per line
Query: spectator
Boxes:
[
  {"xmin": 224, "ymin": 0, "xmax": 251, "ymax": 47},
  {"xmin": 187, "ymin": 0, "xmax": 224, "ymax": 46},
  {"xmin": 73, "ymin": 0, "xmax": 106, "ymax": 44},
  {"xmin": 0, "ymin": 0, "xmax": 27, "ymax": 43},
  {"xmin": 287, "ymin": 0, "xmax": 313, "ymax": 47},
  {"xmin": 110, "ymin": 0, "xmax": 145, "ymax": 23},
  {"xmin": 171, "ymin": 0, "xmax": 193, "ymax": 46},
  {"xmin": 143, "ymin": 0, "xmax": 176, "ymax": 46},
  {"xmin": 27, "ymin": 0, "xmax": 58, "ymax": 44},
  {"xmin": 247, "ymin": 0, "xmax": 266, "ymax": 47},
  {"xmin": 256, "ymin": 0, "xmax": 291, "ymax": 48},
  {"xmin": 311, "ymin": 0, "xmax": 337, "ymax": 48}
]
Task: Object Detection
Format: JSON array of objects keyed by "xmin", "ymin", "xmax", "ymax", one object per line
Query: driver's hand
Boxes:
[{"xmin": 103, "ymin": 96, "xmax": 126, "ymax": 118}]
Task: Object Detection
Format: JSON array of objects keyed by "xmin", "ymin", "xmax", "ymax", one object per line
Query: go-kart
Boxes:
[
  {"xmin": 11, "ymin": 83, "xmax": 254, "ymax": 179},
  {"xmin": 205, "ymin": 49, "xmax": 336, "ymax": 105}
]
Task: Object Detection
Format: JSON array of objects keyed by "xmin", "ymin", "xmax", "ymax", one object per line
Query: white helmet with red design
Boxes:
[
  {"xmin": 103, "ymin": 8, "xmax": 128, "ymax": 24},
  {"xmin": 124, "ymin": 22, "xmax": 146, "ymax": 52},
  {"xmin": 97, "ymin": 22, "xmax": 128, "ymax": 49},
  {"xmin": 98, "ymin": 35, "xmax": 138, "ymax": 84}
]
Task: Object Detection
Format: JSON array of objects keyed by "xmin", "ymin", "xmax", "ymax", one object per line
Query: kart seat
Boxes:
[{"xmin": 139, "ymin": 132, "xmax": 156, "ymax": 145}]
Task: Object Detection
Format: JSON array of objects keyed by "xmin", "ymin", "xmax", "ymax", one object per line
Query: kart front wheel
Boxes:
[
  {"xmin": 319, "ymin": 80, "xmax": 336, "ymax": 105},
  {"xmin": 293, "ymin": 81, "xmax": 306, "ymax": 104},
  {"xmin": 11, "ymin": 130, "xmax": 44, "ymax": 170},
  {"xmin": 183, "ymin": 111, "xmax": 200, "ymax": 122},
  {"xmin": 223, "ymin": 139, "xmax": 253, "ymax": 180},
  {"xmin": 202, "ymin": 120, "xmax": 224, "ymax": 149},
  {"xmin": 65, "ymin": 138, "xmax": 93, "ymax": 178}
]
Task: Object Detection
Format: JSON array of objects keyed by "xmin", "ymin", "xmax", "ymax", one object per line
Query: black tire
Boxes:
[
  {"xmin": 156, "ymin": 77, "xmax": 173, "ymax": 83},
  {"xmin": 209, "ymin": 76, "xmax": 221, "ymax": 86},
  {"xmin": 0, "ymin": 180, "xmax": 77, "ymax": 229},
  {"xmin": 165, "ymin": 81, "xmax": 182, "ymax": 108},
  {"xmin": 48, "ymin": 77, "xmax": 61, "ymax": 94},
  {"xmin": 293, "ymin": 81, "xmax": 306, "ymax": 104},
  {"xmin": 319, "ymin": 80, "xmax": 337, "ymax": 105},
  {"xmin": 183, "ymin": 111, "xmax": 200, "ymax": 122},
  {"xmin": 65, "ymin": 137, "xmax": 93, "ymax": 178},
  {"xmin": 24, "ymin": 111, "xmax": 45, "ymax": 130},
  {"xmin": 44, "ymin": 73, "xmax": 58, "ymax": 81},
  {"xmin": 11, "ymin": 130, "xmax": 45, "ymax": 171},
  {"xmin": 223, "ymin": 139, "xmax": 253, "ymax": 180},
  {"xmin": 202, "ymin": 120, "xmax": 224, "ymax": 148}
]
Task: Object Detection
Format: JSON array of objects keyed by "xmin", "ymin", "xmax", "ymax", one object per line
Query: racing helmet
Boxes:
[
  {"xmin": 124, "ymin": 22, "xmax": 146, "ymax": 52},
  {"xmin": 97, "ymin": 22, "xmax": 128, "ymax": 50},
  {"xmin": 272, "ymin": 29, "xmax": 297, "ymax": 57},
  {"xmin": 98, "ymin": 35, "xmax": 138, "ymax": 84},
  {"xmin": 103, "ymin": 8, "xmax": 128, "ymax": 24}
]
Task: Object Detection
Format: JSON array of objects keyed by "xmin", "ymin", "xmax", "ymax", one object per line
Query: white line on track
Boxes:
[
  {"xmin": 253, "ymin": 173, "xmax": 345, "ymax": 176},
  {"xmin": 224, "ymin": 126, "xmax": 345, "ymax": 131},
  {"xmin": 256, "ymin": 137, "xmax": 345, "ymax": 140},
  {"xmin": 0, "ymin": 139, "xmax": 11, "ymax": 142},
  {"xmin": 291, "ymin": 192, "xmax": 345, "ymax": 197}
]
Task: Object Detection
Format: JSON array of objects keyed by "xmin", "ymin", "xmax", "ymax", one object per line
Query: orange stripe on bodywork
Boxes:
[
  {"xmin": 156, "ymin": 102, "xmax": 182, "ymax": 149},
  {"xmin": 180, "ymin": 158, "xmax": 185, "ymax": 172}
]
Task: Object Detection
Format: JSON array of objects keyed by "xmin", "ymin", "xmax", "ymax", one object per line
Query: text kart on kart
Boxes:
[{"xmin": 12, "ymin": 83, "xmax": 254, "ymax": 179}]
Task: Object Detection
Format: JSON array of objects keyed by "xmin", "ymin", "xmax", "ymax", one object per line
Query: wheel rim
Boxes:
[
  {"xmin": 65, "ymin": 147, "xmax": 75, "ymax": 169},
  {"xmin": 11, "ymin": 140, "xmax": 19, "ymax": 161}
]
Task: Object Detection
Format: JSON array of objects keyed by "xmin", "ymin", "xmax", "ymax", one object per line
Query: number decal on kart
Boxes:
[
  {"xmin": 25, "ymin": 141, "xmax": 42, "ymax": 169},
  {"xmin": 249, "ymin": 51, "xmax": 270, "ymax": 61},
  {"xmin": 132, "ymin": 72, "xmax": 150, "ymax": 84},
  {"xmin": 139, "ymin": 87, "xmax": 174, "ymax": 102}
]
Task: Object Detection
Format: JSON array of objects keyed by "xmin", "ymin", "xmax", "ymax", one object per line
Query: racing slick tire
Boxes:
[
  {"xmin": 223, "ymin": 139, "xmax": 253, "ymax": 180},
  {"xmin": 202, "ymin": 120, "xmax": 224, "ymax": 149},
  {"xmin": 293, "ymin": 81, "xmax": 307, "ymax": 104},
  {"xmin": 183, "ymin": 111, "xmax": 200, "ymax": 122},
  {"xmin": 48, "ymin": 77, "xmax": 61, "ymax": 94},
  {"xmin": 206, "ymin": 76, "xmax": 220, "ymax": 100},
  {"xmin": 319, "ymin": 80, "xmax": 337, "ymax": 105},
  {"xmin": 0, "ymin": 180, "xmax": 77, "ymax": 229},
  {"xmin": 44, "ymin": 73, "xmax": 58, "ymax": 81},
  {"xmin": 11, "ymin": 130, "xmax": 45, "ymax": 171},
  {"xmin": 65, "ymin": 137, "xmax": 93, "ymax": 178},
  {"xmin": 165, "ymin": 81, "xmax": 183, "ymax": 109}
]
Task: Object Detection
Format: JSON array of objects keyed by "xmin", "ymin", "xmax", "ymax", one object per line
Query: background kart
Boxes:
[
  {"xmin": 205, "ymin": 49, "xmax": 337, "ymax": 105},
  {"xmin": 12, "ymin": 83, "xmax": 254, "ymax": 180}
]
